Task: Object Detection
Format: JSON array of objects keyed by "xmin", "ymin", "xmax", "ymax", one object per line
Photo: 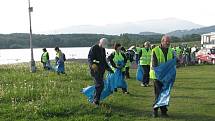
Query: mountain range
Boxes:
[
  {"xmin": 45, "ymin": 18, "xmax": 204, "ymax": 35},
  {"xmin": 166, "ymin": 25, "xmax": 215, "ymax": 37}
]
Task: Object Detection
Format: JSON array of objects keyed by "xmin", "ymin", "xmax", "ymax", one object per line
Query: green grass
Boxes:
[{"xmin": 0, "ymin": 62, "xmax": 214, "ymax": 121}]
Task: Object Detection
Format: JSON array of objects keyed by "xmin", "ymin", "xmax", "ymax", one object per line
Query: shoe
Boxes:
[
  {"xmin": 140, "ymin": 83, "xmax": 145, "ymax": 87},
  {"xmin": 92, "ymin": 100, "xmax": 100, "ymax": 106},
  {"xmin": 152, "ymin": 110, "xmax": 158, "ymax": 118}
]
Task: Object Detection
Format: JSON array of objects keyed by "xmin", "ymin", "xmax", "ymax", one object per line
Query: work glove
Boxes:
[{"xmin": 91, "ymin": 64, "xmax": 98, "ymax": 72}]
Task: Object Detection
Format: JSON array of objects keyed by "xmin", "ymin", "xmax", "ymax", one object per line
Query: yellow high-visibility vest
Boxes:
[
  {"xmin": 150, "ymin": 46, "xmax": 174, "ymax": 79},
  {"xmin": 140, "ymin": 48, "xmax": 152, "ymax": 65},
  {"xmin": 112, "ymin": 51, "xmax": 125, "ymax": 72}
]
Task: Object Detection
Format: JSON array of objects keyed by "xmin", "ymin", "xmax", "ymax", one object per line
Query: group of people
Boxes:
[
  {"xmin": 41, "ymin": 47, "xmax": 66, "ymax": 74},
  {"xmin": 86, "ymin": 35, "xmax": 177, "ymax": 118},
  {"xmin": 172, "ymin": 44, "xmax": 199, "ymax": 67},
  {"xmin": 87, "ymin": 39, "xmax": 130, "ymax": 105}
]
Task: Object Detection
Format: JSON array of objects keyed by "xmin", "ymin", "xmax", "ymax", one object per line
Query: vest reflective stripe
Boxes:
[
  {"xmin": 112, "ymin": 51, "xmax": 125, "ymax": 71},
  {"xmin": 140, "ymin": 48, "xmax": 151, "ymax": 65},
  {"xmin": 150, "ymin": 46, "xmax": 174, "ymax": 79},
  {"xmin": 42, "ymin": 52, "xmax": 48, "ymax": 63}
]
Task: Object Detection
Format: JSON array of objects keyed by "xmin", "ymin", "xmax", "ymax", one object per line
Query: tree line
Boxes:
[{"xmin": 0, "ymin": 33, "xmax": 200, "ymax": 49}]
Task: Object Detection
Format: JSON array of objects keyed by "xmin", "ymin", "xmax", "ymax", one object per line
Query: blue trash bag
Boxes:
[
  {"xmin": 106, "ymin": 61, "xmax": 128, "ymax": 90},
  {"xmin": 55, "ymin": 61, "xmax": 65, "ymax": 73},
  {"xmin": 113, "ymin": 68, "xmax": 128, "ymax": 89},
  {"xmin": 81, "ymin": 80, "xmax": 112, "ymax": 103},
  {"xmin": 153, "ymin": 58, "xmax": 176, "ymax": 108},
  {"xmin": 136, "ymin": 65, "xmax": 144, "ymax": 81},
  {"xmin": 106, "ymin": 72, "xmax": 115, "ymax": 91}
]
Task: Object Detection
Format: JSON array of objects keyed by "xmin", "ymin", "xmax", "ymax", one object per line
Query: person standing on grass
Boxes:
[
  {"xmin": 55, "ymin": 47, "xmax": 66, "ymax": 75},
  {"xmin": 121, "ymin": 47, "xmax": 131, "ymax": 79},
  {"xmin": 108, "ymin": 43, "xmax": 129, "ymax": 94},
  {"xmin": 150, "ymin": 35, "xmax": 176, "ymax": 118},
  {"xmin": 88, "ymin": 38, "xmax": 113, "ymax": 106},
  {"xmin": 41, "ymin": 48, "xmax": 51, "ymax": 70},
  {"xmin": 135, "ymin": 45, "xmax": 141, "ymax": 65},
  {"xmin": 139, "ymin": 41, "xmax": 152, "ymax": 87}
]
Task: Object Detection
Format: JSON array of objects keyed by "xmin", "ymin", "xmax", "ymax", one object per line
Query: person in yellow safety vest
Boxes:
[
  {"xmin": 41, "ymin": 48, "xmax": 50, "ymax": 70},
  {"xmin": 121, "ymin": 47, "xmax": 131, "ymax": 79},
  {"xmin": 55, "ymin": 47, "xmax": 66, "ymax": 75},
  {"xmin": 139, "ymin": 41, "xmax": 152, "ymax": 87},
  {"xmin": 125, "ymin": 57, "xmax": 131, "ymax": 79},
  {"xmin": 150, "ymin": 35, "xmax": 175, "ymax": 118},
  {"xmin": 108, "ymin": 43, "xmax": 129, "ymax": 94}
]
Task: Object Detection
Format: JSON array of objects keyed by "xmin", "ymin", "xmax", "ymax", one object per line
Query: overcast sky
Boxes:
[{"xmin": 0, "ymin": 0, "xmax": 214, "ymax": 34}]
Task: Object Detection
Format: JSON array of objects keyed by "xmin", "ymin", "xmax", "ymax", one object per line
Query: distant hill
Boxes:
[
  {"xmin": 139, "ymin": 32, "xmax": 162, "ymax": 35},
  {"xmin": 45, "ymin": 18, "xmax": 203, "ymax": 35},
  {"xmin": 167, "ymin": 25, "xmax": 215, "ymax": 37}
]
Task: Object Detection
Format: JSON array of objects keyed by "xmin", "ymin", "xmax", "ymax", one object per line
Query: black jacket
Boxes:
[{"xmin": 88, "ymin": 44, "xmax": 111, "ymax": 70}]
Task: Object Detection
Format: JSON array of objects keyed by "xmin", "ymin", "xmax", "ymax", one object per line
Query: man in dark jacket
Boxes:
[{"xmin": 88, "ymin": 38, "xmax": 113, "ymax": 106}]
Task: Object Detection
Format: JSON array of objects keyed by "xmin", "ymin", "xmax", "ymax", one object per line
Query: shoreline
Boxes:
[{"xmin": 0, "ymin": 59, "xmax": 138, "ymax": 69}]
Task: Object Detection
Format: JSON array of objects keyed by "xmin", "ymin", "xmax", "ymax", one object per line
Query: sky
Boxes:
[{"xmin": 0, "ymin": 0, "xmax": 214, "ymax": 34}]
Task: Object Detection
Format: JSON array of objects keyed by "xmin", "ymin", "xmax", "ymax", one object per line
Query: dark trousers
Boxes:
[
  {"xmin": 42, "ymin": 61, "xmax": 51, "ymax": 70},
  {"xmin": 90, "ymin": 68, "xmax": 105, "ymax": 102},
  {"xmin": 153, "ymin": 80, "xmax": 168, "ymax": 113},
  {"xmin": 121, "ymin": 71, "xmax": 127, "ymax": 92},
  {"xmin": 125, "ymin": 67, "xmax": 130, "ymax": 78},
  {"xmin": 142, "ymin": 65, "xmax": 150, "ymax": 85}
]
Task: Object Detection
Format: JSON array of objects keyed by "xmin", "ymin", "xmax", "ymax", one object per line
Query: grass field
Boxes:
[{"xmin": 0, "ymin": 62, "xmax": 214, "ymax": 121}]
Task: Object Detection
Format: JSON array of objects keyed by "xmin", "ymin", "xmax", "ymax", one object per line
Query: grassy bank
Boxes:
[{"xmin": 0, "ymin": 62, "xmax": 214, "ymax": 121}]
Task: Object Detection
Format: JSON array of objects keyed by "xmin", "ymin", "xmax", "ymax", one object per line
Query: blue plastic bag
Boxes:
[
  {"xmin": 136, "ymin": 65, "xmax": 144, "ymax": 81},
  {"xmin": 55, "ymin": 61, "xmax": 65, "ymax": 73},
  {"xmin": 113, "ymin": 69, "xmax": 127, "ymax": 89},
  {"xmin": 153, "ymin": 59, "xmax": 176, "ymax": 108},
  {"xmin": 82, "ymin": 80, "xmax": 112, "ymax": 102}
]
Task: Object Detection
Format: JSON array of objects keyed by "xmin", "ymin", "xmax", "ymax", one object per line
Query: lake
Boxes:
[{"xmin": 0, "ymin": 47, "xmax": 114, "ymax": 65}]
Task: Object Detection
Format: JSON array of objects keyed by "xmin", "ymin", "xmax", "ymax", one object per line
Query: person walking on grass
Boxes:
[
  {"xmin": 150, "ymin": 35, "xmax": 176, "ymax": 118},
  {"xmin": 55, "ymin": 47, "xmax": 66, "ymax": 75},
  {"xmin": 41, "ymin": 48, "xmax": 51, "ymax": 70},
  {"xmin": 139, "ymin": 41, "xmax": 152, "ymax": 87},
  {"xmin": 121, "ymin": 47, "xmax": 132, "ymax": 79},
  {"xmin": 88, "ymin": 38, "xmax": 113, "ymax": 106},
  {"xmin": 108, "ymin": 43, "xmax": 129, "ymax": 94}
]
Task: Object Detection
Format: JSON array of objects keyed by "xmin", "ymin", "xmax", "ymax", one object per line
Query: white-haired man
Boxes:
[
  {"xmin": 88, "ymin": 38, "xmax": 113, "ymax": 105},
  {"xmin": 150, "ymin": 35, "xmax": 176, "ymax": 118}
]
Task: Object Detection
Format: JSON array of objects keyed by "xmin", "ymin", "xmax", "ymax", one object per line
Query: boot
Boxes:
[
  {"xmin": 161, "ymin": 107, "xmax": 169, "ymax": 118},
  {"xmin": 152, "ymin": 108, "xmax": 158, "ymax": 118}
]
